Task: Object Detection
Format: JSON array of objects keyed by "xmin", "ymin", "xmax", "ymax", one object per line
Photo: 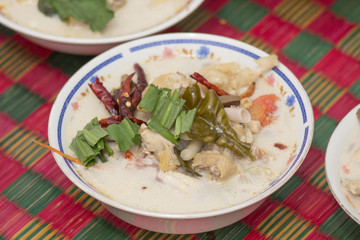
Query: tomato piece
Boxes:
[{"xmin": 249, "ymin": 94, "xmax": 279, "ymax": 126}]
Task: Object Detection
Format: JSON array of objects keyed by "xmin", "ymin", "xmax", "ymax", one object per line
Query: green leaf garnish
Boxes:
[
  {"xmin": 107, "ymin": 118, "xmax": 141, "ymax": 152},
  {"xmin": 183, "ymin": 85, "xmax": 255, "ymax": 160},
  {"xmin": 69, "ymin": 117, "xmax": 111, "ymax": 167},
  {"xmin": 38, "ymin": 0, "xmax": 114, "ymax": 32}
]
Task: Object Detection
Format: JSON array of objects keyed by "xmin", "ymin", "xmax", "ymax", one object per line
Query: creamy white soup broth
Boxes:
[
  {"xmin": 65, "ymin": 56, "xmax": 297, "ymax": 214},
  {"xmin": 0, "ymin": 0, "xmax": 188, "ymax": 38},
  {"xmin": 340, "ymin": 111, "xmax": 360, "ymax": 213}
]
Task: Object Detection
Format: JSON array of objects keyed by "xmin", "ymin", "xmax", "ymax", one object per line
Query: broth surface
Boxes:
[
  {"xmin": 65, "ymin": 56, "xmax": 297, "ymax": 213},
  {"xmin": 0, "ymin": 0, "xmax": 188, "ymax": 38}
]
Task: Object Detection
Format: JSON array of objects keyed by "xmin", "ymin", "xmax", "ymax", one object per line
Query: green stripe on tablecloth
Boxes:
[
  {"xmin": 217, "ymin": 0, "xmax": 268, "ymax": 31},
  {"xmin": 0, "ymin": 84, "xmax": 45, "ymax": 122},
  {"xmin": 211, "ymin": 221, "xmax": 251, "ymax": 239},
  {"xmin": 45, "ymin": 52, "xmax": 93, "ymax": 75},
  {"xmin": 0, "ymin": 24, "xmax": 15, "ymax": 36},
  {"xmin": 257, "ymin": 205, "xmax": 314, "ymax": 239},
  {"xmin": 274, "ymin": 0, "xmax": 323, "ymax": 28},
  {"xmin": 330, "ymin": 0, "xmax": 360, "ymax": 23},
  {"xmin": 312, "ymin": 115, "xmax": 337, "ymax": 151},
  {"xmin": 271, "ymin": 175, "xmax": 303, "ymax": 201},
  {"xmin": 301, "ymin": 71, "xmax": 344, "ymax": 112},
  {"xmin": 2, "ymin": 171, "xmax": 62, "ymax": 215},
  {"xmin": 65, "ymin": 185, "xmax": 103, "ymax": 214},
  {"xmin": 319, "ymin": 208, "xmax": 360, "ymax": 238},
  {"xmin": 0, "ymin": 130, "xmax": 47, "ymax": 167},
  {"xmin": 241, "ymin": 34, "xmax": 274, "ymax": 54},
  {"xmin": 282, "ymin": 31, "xmax": 333, "ymax": 68},
  {"xmin": 12, "ymin": 218, "xmax": 65, "ymax": 240},
  {"xmin": 0, "ymin": 40, "xmax": 41, "ymax": 81},
  {"xmin": 176, "ymin": 8, "xmax": 210, "ymax": 32},
  {"xmin": 308, "ymin": 165, "xmax": 329, "ymax": 191},
  {"xmin": 338, "ymin": 26, "xmax": 360, "ymax": 60},
  {"xmin": 73, "ymin": 218, "xmax": 128, "ymax": 240},
  {"xmin": 348, "ymin": 78, "xmax": 360, "ymax": 98}
]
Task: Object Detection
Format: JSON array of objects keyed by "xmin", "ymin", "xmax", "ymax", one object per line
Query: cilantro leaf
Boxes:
[{"xmin": 38, "ymin": 0, "xmax": 114, "ymax": 32}]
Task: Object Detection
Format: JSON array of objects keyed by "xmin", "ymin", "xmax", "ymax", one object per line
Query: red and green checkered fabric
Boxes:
[{"xmin": 1, "ymin": 0, "xmax": 360, "ymax": 239}]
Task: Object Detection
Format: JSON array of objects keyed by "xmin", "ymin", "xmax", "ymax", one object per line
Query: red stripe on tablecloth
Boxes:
[
  {"xmin": 31, "ymin": 152, "xmax": 73, "ymax": 190},
  {"xmin": 37, "ymin": 193, "xmax": 95, "ymax": 239},
  {"xmin": 306, "ymin": 10, "xmax": 354, "ymax": 43},
  {"xmin": 305, "ymin": 230, "xmax": 334, "ymax": 240},
  {"xmin": 312, "ymin": 105, "xmax": 323, "ymax": 121},
  {"xmin": 283, "ymin": 181, "xmax": 338, "ymax": 226},
  {"xmin": 21, "ymin": 102, "xmax": 52, "ymax": 138},
  {"xmin": 251, "ymin": 14, "xmax": 301, "ymax": 49},
  {"xmin": 0, "ymin": 113, "xmax": 18, "ymax": 138},
  {"xmin": 296, "ymin": 147, "xmax": 325, "ymax": 179},
  {"xmin": 19, "ymin": 63, "xmax": 69, "ymax": 101},
  {"xmin": 0, "ymin": 196, "xmax": 33, "ymax": 239},
  {"xmin": 278, "ymin": 53, "xmax": 308, "ymax": 79},
  {"xmin": 242, "ymin": 198, "xmax": 281, "ymax": 227},
  {"xmin": 326, "ymin": 92, "xmax": 359, "ymax": 122},
  {"xmin": 195, "ymin": 17, "xmax": 244, "ymax": 39},
  {"xmin": 314, "ymin": 49, "xmax": 360, "ymax": 88},
  {"xmin": 0, "ymin": 152, "xmax": 27, "ymax": 192},
  {"xmin": 0, "ymin": 73, "xmax": 12, "ymax": 94},
  {"xmin": 0, "ymin": 34, "xmax": 9, "ymax": 45},
  {"xmin": 201, "ymin": 0, "xmax": 229, "ymax": 12},
  {"xmin": 12, "ymin": 34, "xmax": 52, "ymax": 58}
]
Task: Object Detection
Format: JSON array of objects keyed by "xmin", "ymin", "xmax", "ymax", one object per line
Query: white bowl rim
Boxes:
[
  {"xmin": 325, "ymin": 104, "xmax": 360, "ymax": 224},
  {"xmin": 48, "ymin": 32, "xmax": 314, "ymax": 219},
  {"xmin": 0, "ymin": 0, "xmax": 204, "ymax": 45}
]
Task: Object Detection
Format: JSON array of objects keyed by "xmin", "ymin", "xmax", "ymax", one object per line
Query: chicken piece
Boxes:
[
  {"xmin": 344, "ymin": 180, "xmax": 360, "ymax": 195},
  {"xmin": 139, "ymin": 124, "xmax": 179, "ymax": 172},
  {"xmin": 151, "ymin": 72, "xmax": 193, "ymax": 93},
  {"xmin": 192, "ymin": 152, "xmax": 237, "ymax": 180}
]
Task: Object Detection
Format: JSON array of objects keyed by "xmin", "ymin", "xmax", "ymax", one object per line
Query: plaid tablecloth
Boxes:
[{"xmin": 1, "ymin": 0, "xmax": 360, "ymax": 239}]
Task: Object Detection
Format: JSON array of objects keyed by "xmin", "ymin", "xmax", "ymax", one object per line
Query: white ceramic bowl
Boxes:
[
  {"xmin": 48, "ymin": 33, "xmax": 314, "ymax": 234},
  {"xmin": 325, "ymin": 104, "xmax": 360, "ymax": 224},
  {"xmin": 0, "ymin": 0, "xmax": 203, "ymax": 55}
]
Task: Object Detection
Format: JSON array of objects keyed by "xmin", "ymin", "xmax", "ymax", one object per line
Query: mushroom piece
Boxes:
[{"xmin": 192, "ymin": 152, "xmax": 237, "ymax": 180}]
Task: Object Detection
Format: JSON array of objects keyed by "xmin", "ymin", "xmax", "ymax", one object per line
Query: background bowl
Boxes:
[
  {"xmin": 48, "ymin": 32, "xmax": 314, "ymax": 234},
  {"xmin": 0, "ymin": 0, "xmax": 203, "ymax": 55},
  {"xmin": 325, "ymin": 104, "xmax": 360, "ymax": 225}
]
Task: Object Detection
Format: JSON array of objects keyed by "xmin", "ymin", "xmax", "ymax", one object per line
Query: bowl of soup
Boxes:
[
  {"xmin": 326, "ymin": 105, "xmax": 360, "ymax": 224},
  {"xmin": 0, "ymin": 0, "xmax": 203, "ymax": 55},
  {"xmin": 48, "ymin": 33, "xmax": 314, "ymax": 233}
]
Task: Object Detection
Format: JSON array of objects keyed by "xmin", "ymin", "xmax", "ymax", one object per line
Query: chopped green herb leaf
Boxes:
[
  {"xmin": 69, "ymin": 117, "xmax": 111, "ymax": 167},
  {"xmin": 107, "ymin": 118, "xmax": 141, "ymax": 152},
  {"xmin": 38, "ymin": 0, "xmax": 114, "ymax": 32},
  {"xmin": 148, "ymin": 119, "xmax": 180, "ymax": 144}
]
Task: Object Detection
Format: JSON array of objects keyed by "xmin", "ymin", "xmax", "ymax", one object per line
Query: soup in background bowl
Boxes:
[
  {"xmin": 326, "ymin": 104, "xmax": 360, "ymax": 225},
  {"xmin": 48, "ymin": 33, "xmax": 314, "ymax": 234},
  {"xmin": 0, "ymin": 0, "xmax": 204, "ymax": 55}
]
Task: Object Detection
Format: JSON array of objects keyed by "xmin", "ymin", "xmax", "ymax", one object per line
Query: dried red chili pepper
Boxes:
[
  {"xmin": 131, "ymin": 63, "xmax": 148, "ymax": 110},
  {"xmin": 89, "ymin": 77, "xmax": 119, "ymax": 116},
  {"xmin": 241, "ymin": 82, "xmax": 256, "ymax": 98},
  {"xmin": 118, "ymin": 73, "xmax": 135, "ymax": 120},
  {"xmin": 99, "ymin": 115, "xmax": 121, "ymax": 128},
  {"xmin": 190, "ymin": 72, "xmax": 229, "ymax": 96}
]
